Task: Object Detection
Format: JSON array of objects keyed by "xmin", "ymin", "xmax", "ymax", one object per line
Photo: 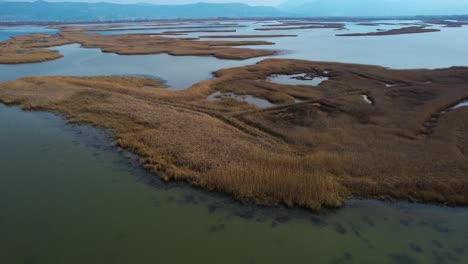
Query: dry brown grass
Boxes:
[
  {"xmin": 186, "ymin": 59, "xmax": 468, "ymax": 205},
  {"xmin": 0, "ymin": 26, "xmax": 278, "ymax": 64},
  {"xmin": 60, "ymin": 30, "xmax": 277, "ymax": 60},
  {"xmin": 0, "ymin": 33, "xmax": 72, "ymax": 64},
  {"xmin": 1, "ymin": 58, "xmax": 467, "ymax": 209},
  {"xmin": 204, "ymin": 152, "xmax": 347, "ymax": 210},
  {"xmin": 199, "ymin": 34, "xmax": 297, "ymax": 38},
  {"xmin": 336, "ymin": 26, "xmax": 440, "ymax": 36},
  {"xmin": 255, "ymin": 22, "xmax": 345, "ymax": 31}
]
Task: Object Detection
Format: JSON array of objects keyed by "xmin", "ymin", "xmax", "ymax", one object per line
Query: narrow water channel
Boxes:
[{"xmin": 1, "ymin": 104, "xmax": 467, "ymax": 264}]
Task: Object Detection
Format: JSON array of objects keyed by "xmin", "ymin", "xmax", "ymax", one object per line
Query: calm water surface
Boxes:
[
  {"xmin": 0, "ymin": 44, "xmax": 258, "ymax": 89},
  {"xmin": 0, "ymin": 26, "xmax": 57, "ymax": 41},
  {"xmin": 0, "ymin": 26, "xmax": 258, "ymax": 89},
  {"xmin": 1, "ymin": 22, "xmax": 468, "ymax": 89},
  {"xmin": 1, "ymin": 104, "xmax": 468, "ymax": 264}
]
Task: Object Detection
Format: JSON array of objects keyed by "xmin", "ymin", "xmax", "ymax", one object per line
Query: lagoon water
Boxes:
[
  {"xmin": 1, "ymin": 22, "xmax": 468, "ymax": 263},
  {"xmin": 0, "ymin": 43, "xmax": 259, "ymax": 89},
  {"xmin": 0, "ymin": 26, "xmax": 57, "ymax": 41},
  {"xmin": 2, "ymin": 22, "xmax": 468, "ymax": 89},
  {"xmin": 1, "ymin": 104, "xmax": 468, "ymax": 264}
]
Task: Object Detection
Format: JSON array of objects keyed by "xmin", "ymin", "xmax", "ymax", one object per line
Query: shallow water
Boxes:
[
  {"xmin": 244, "ymin": 22, "xmax": 468, "ymax": 69},
  {"xmin": 2, "ymin": 21, "xmax": 468, "ymax": 89},
  {"xmin": 208, "ymin": 91, "xmax": 274, "ymax": 108},
  {"xmin": 0, "ymin": 25, "xmax": 259, "ymax": 89},
  {"xmin": 1, "ymin": 104, "xmax": 468, "ymax": 264},
  {"xmin": 93, "ymin": 21, "xmax": 468, "ymax": 70},
  {"xmin": 268, "ymin": 73, "xmax": 329, "ymax": 86},
  {"xmin": 0, "ymin": 26, "xmax": 57, "ymax": 41},
  {"xmin": 362, "ymin": 95, "xmax": 373, "ymax": 105},
  {"xmin": 0, "ymin": 44, "xmax": 259, "ymax": 89},
  {"xmin": 451, "ymin": 100, "xmax": 468, "ymax": 110}
]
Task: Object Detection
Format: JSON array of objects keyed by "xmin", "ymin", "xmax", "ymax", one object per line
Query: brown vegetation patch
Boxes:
[
  {"xmin": 1, "ymin": 59, "xmax": 468, "ymax": 209},
  {"xmin": 84, "ymin": 25, "xmax": 245, "ymax": 32},
  {"xmin": 199, "ymin": 34, "xmax": 297, "ymax": 39},
  {"xmin": 423, "ymin": 20, "xmax": 468, "ymax": 28},
  {"xmin": 60, "ymin": 30, "xmax": 276, "ymax": 60},
  {"xmin": 261, "ymin": 22, "xmax": 345, "ymax": 28},
  {"xmin": 255, "ymin": 23, "xmax": 345, "ymax": 31},
  {"xmin": 357, "ymin": 22, "xmax": 396, "ymax": 26},
  {"xmin": 337, "ymin": 26, "xmax": 440, "ymax": 37},
  {"xmin": 160, "ymin": 29, "xmax": 237, "ymax": 34},
  {"xmin": 0, "ymin": 26, "xmax": 279, "ymax": 64},
  {"xmin": 187, "ymin": 59, "xmax": 468, "ymax": 205},
  {"xmin": 0, "ymin": 33, "xmax": 73, "ymax": 64}
]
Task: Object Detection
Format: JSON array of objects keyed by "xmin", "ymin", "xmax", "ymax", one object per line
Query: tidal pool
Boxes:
[
  {"xmin": 451, "ymin": 100, "xmax": 468, "ymax": 110},
  {"xmin": 208, "ymin": 91, "xmax": 274, "ymax": 108},
  {"xmin": 268, "ymin": 73, "xmax": 329, "ymax": 86},
  {"xmin": 1, "ymin": 104, "xmax": 468, "ymax": 264}
]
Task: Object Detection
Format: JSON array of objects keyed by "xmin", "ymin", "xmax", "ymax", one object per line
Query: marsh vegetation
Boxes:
[
  {"xmin": 1, "ymin": 58, "xmax": 467, "ymax": 209},
  {"xmin": 1, "ymin": 19, "xmax": 468, "ymax": 263}
]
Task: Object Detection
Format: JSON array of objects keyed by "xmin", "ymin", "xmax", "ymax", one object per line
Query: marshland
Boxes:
[{"xmin": 1, "ymin": 16, "xmax": 468, "ymax": 264}]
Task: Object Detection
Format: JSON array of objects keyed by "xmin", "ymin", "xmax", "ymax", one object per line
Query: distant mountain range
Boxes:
[
  {"xmin": 1, "ymin": 0, "xmax": 468, "ymax": 22},
  {"xmin": 0, "ymin": 1, "xmax": 285, "ymax": 21},
  {"xmin": 280, "ymin": 0, "xmax": 468, "ymax": 16}
]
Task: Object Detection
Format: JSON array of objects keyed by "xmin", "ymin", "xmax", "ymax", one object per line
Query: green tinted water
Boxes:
[{"xmin": 1, "ymin": 104, "xmax": 467, "ymax": 264}]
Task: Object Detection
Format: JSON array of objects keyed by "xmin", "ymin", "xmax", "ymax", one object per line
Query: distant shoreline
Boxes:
[{"xmin": 1, "ymin": 15, "xmax": 468, "ymax": 26}]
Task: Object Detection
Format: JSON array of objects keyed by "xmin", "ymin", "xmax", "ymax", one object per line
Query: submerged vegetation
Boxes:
[{"xmin": 1, "ymin": 58, "xmax": 467, "ymax": 210}]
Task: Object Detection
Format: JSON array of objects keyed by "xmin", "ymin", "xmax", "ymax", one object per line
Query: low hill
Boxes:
[{"xmin": 0, "ymin": 1, "xmax": 285, "ymax": 21}]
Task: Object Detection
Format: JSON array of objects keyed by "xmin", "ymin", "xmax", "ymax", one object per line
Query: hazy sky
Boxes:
[
  {"xmin": 9, "ymin": 0, "xmax": 285, "ymax": 6},
  {"xmin": 6, "ymin": 0, "xmax": 468, "ymax": 10}
]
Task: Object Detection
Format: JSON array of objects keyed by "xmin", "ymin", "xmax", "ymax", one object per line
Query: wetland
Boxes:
[{"xmin": 1, "ymin": 19, "xmax": 468, "ymax": 263}]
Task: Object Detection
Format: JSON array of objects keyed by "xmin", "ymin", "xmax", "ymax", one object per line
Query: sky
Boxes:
[
  {"xmin": 6, "ymin": 0, "xmax": 285, "ymax": 6},
  {"xmin": 4, "ymin": 0, "xmax": 468, "ymax": 15}
]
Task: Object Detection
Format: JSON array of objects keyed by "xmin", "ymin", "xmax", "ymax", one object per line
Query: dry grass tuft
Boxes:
[{"xmin": 204, "ymin": 153, "xmax": 346, "ymax": 210}]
